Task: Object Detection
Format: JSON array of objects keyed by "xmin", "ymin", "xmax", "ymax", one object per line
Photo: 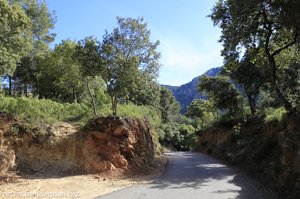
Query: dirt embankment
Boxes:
[
  {"xmin": 14, "ymin": 117, "xmax": 154, "ymax": 173},
  {"xmin": 194, "ymin": 114, "xmax": 300, "ymax": 198},
  {"xmin": 0, "ymin": 113, "xmax": 16, "ymax": 181},
  {"xmin": 1, "ymin": 115, "xmax": 159, "ymax": 175},
  {"xmin": 0, "ymin": 114, "xmax": 166, "ymax": 198}
]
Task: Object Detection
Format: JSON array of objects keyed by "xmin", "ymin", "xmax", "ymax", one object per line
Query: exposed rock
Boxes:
[{"xmin": 0, "ymin": 115, "xmax": 155, "ymax": 177}]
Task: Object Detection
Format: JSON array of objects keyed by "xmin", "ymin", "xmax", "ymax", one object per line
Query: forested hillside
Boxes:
[{"xmin": 163, "ymin": 67, "xmax": 221, "ymax": 113}]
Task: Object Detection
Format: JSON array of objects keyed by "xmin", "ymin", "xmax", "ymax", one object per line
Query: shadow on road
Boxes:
[
  {"xmin": 97, "ymin": 152, "xmax": 274, "ymax": 199},
  {"xmin": 148, "ymin": 152, "xmax": 271, "ymax": 199}
]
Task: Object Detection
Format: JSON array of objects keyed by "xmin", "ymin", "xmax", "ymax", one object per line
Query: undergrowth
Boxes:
[
  {"xmin": 0, "ymin": 95, "xmax": 160, "ymax": 127},
  {"xmin": 264, "ymin": 107, "xmax": 287, "ymax": 122}
]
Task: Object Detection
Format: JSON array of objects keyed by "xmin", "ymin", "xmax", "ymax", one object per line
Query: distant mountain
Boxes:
[{"xmin": 163, "ymin": 67, "xmax": 222, "ymax": 113}]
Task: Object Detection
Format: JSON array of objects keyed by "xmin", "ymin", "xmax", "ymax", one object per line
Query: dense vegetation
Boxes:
[
  {"xmin": 0, "ymin": 0, "xmax": 199, "ymax": 151},
  {"xmin": 186, "ymin": 0, "xmax": 300, "ymax": 130},
  {"xmin": 163, "ymin": 0, "xmax": 300, "ymax": 151},
  {"xmin": 1, "ymin": 0, "xmax": 299, "ymax": 152},
  {"xmin": 210, "ymin": 0, "xmax": 300, "ymax": 113}
]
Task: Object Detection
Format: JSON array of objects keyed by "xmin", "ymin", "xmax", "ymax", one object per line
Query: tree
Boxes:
[
  {"xmin": 47, "ymin": 40, "xmax": 82, "ymax": 102},
  {"xmin": 198, "ymin": 75, "xmax": 240, "ymax": 117},
  {"xmin": 75, "ymin": 37, "xmax": 104, "ymax": 115},
  {"xmin": 158, "ymin": 123, "xmax": 197, "ymax": 151},
  {"xmin": 210, "ymin": 0, "xmax": 299, "ymax": 112},
  {"xmin": 187, "ymin": 99, "xmax": 215, "ymax": 128},
  {"xmin": 160, "ymin": 87, "xmax": 180, "ymax": 123},
  {"xmin": 127, "ymin": 73, "xmax": 160, "ymax": 107},
  {"xmin": 12, "ymin": 0, "xmax": 56, "ymax": 96},
  {"xmin": 278, "ymin": 61, "xmax": 300, "ymax": 111},
  {"xmin": 0, "ymin": 0, "xmax": 32, "ymax": 92},
  {"xmin": 227, "ymin": 50, "xmax": 266, "ymax": 115},
  {"xmin": 33, "ymin": 53, "xmax": 61, "ymax": 99},
  {"xmin": 101, "ymin": 17, "xmax": 161, "ymax": 115}
]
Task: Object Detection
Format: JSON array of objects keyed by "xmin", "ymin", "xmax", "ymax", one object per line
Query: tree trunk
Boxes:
[
  {"xmin": 263, "ymin": 22, "xmax": 295, "ymax": 113},
  {"xmin": 268, "ymin": 56, "xmax": 293, "ymax": 112},
  {"xmin": 24, "ymin": 83, "xmax": 28, "ymax": 97},
  {"xmin": 86, "ymin": 79, "xmax": 97, "ymax": 115},
  {"xmin": 72, "ymin": 86, "xmax": 77, "ymax": 103},
  {"xmin": 240, "ymin": 97, "xmax": 245, "ymax": 119},
  {"xmin": 8, "ymin": 76, "xmax": 12, "ymax": 96},
  {"xmin": 0, "ymin": 76, "xmax": 2, "ymax": 94},
  {"xmin": 247, "ymin": 95, "xmax": 256, "ymax": 115},
  {"xmin": 111, "ymin": 96, "xmax": 117, "ymax": 116}
]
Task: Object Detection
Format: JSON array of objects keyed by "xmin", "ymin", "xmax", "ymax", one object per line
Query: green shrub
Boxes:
[
  {"xmin": 265, "ymin": 107, "xmax": 287, "ymax": 122},
  {"xmin": 97, "ymin": 103, "xmax": 161, "ymax": 127},
  {"xmin": 158, "ymin": 122, "xmax": 197, "ymax": 151},
  {"xmin": 0, "ymin": 95, "xmax": 161, "ymax": 127},
  {"xmin": 0, "ymin": 95, "xmax": 91, "ymax": 124}
]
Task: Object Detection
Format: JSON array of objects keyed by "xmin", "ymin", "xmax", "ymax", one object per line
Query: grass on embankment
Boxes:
[{"xmin": 0, "ymin": 95, "xmax": 161, "ymax": 127}]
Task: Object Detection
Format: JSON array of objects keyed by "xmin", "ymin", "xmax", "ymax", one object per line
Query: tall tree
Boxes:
[
  {"xmin": 53, "ymin": 40, "xmax": 82, "ymax": 102},
  {"xmin": 227, "ymin": 50, "xmax": 266, "ymax": 115},
  {"xmin": 160, "ymin": 87, "xmax": 180, "ymax": 123},
  {"xmin": 0, "ymin": 0, "xmax": 32, "ymax": 92},
  {"xmin": 198, "ymin": 75, "xmax": 240, "ymax": 116},
  {"xmin": 210, "ymin": 0, "xmax": 299, "ymax": 112},
  {"xmin": 101, "ymin": 17, "xmax": 161, "ymax": 115},
  {"xmin": 75, "ymin": 37, "xmax": 104, "ymax": 115},
  {"xmin": 12, "ymin": 0, "xmax": 56, "ymax": 96},
  {"xmin": 187, "ymin": 99, "xmax": 215, "ymax": 128}
]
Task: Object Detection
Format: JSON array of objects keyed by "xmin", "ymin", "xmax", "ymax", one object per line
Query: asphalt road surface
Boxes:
[{"xmin": 97, "ymin": 152, "xmax": 273, "ymax": 199}]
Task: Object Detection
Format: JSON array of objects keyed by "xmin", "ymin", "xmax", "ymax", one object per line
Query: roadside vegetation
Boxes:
[
  {"xmin": 0, "ymin": 0, "xmax": 198, "ymax": 151},
  {"xmin": 1, "ymin": 0, "xmax": 299, "ymax": 153},
  {"xmin": 188, "ymin": 1, "xmax": 300, "ymax": 197},
  {"xmin": 186, "ymin": 0, "xmax": 300, "ymax": 129}
]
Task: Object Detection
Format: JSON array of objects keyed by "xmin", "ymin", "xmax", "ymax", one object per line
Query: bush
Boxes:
[
  {"xmin": 96, "ymin": 103, "xmax": 161, "ymax": 127},
  {"xmin": 158, "ymin": 122, "xmax": 197, "ymax": 151},
  {"xmin": 178, "ymin": 124, "xmax": 197, "ymax": 150},
  {"xmin": 265, "ymin": 107, "xmax": 287, "ymax": 122},
  {"xmin": 0, "ymin": 95, "xmax": 161, "ymax": 127},
  {"xmin": 0, "ymin": 95, "xmax": 91, "ymax": 125}
]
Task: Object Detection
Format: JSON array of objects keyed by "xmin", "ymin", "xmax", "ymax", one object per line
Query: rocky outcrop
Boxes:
[
  {"xmin": 81, "ymin": 117, "xmax": 155, "ymax": 173},
  {"xmin": 0, "ymin": 115, "xmax": 155, "ymax": 177},
  {"xmin": 194, "ymin": 114, "xmax": 300, "ymax": 198}
]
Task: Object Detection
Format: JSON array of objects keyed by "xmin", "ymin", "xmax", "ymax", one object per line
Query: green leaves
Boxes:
[
  {"xmin": 160, "ymin": 87, "xmax": 180, "ymax": 123},
  {"xmin": 210, "ymin": 0, "xmax": 300, "ymax": 112},
  {"xmin": 101, "ymin": 17, "xmax": 161, "ymax": 115},
  {"xmin": 0, "ymin": 0, "xmax": 32, "ymax": 76},
  {"xmin": 198, "ymin": 75, "xmax": 240, "ymax": 116},
  {"xmin": 75, "ymin": 37, "xmax": 103, "ymax": 78}
]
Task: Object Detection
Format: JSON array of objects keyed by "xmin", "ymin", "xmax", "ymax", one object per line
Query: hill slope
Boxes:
[{"xmin": 163, "ymin": 67, "xmax": 221, "ymax": 113}]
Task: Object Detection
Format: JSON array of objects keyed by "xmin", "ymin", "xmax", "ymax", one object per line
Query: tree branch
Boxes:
[{"xmin": 271, "ymin": 33, "xmax": 298, "ymax": 57}]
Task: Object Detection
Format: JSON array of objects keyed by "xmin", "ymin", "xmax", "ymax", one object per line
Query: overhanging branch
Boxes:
[{"xmin": 271, "ymin": 33, "xmax": 298, "ymax": 57}]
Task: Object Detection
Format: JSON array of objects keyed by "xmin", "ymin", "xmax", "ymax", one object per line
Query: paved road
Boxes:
[{"xmin": 97, "ymin": 152, "xmax": 272, "ymax": 199}]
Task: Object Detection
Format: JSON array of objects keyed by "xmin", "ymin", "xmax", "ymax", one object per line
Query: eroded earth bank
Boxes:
[{"xmin": 0, "ymin": 113, "xmax": 166, "ymax": 198}]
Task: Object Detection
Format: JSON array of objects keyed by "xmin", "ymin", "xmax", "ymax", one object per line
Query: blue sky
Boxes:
[{"xmin": 46, "ymin": 0, "xmax": 223, "ymax": 86}]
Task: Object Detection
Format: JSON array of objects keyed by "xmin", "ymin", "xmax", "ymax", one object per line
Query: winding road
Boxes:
[{"xmin": 98, "ymin": 152, "xmax": 273, "ymax": 199}]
